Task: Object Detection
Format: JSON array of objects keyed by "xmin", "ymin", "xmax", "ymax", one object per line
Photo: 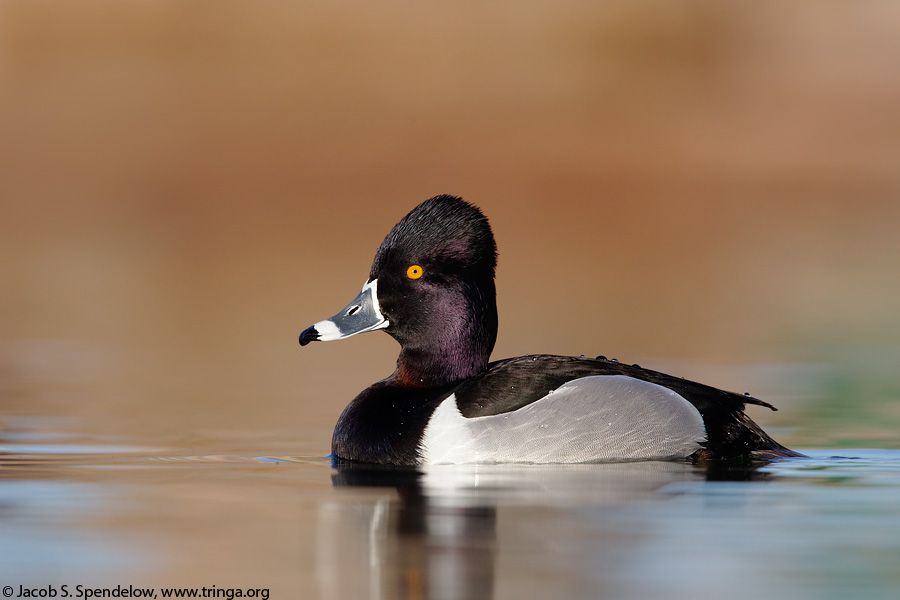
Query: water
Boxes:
[{"xmin": 2, "ymin": 430, "xmax": 899, "ymax": 600}]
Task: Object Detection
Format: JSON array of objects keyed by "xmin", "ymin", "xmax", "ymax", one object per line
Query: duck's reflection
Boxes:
[
  {"xmin": 321, "ymin": 465, "xmax": 496, "ymax": 600},
  {"xmin": 317, "ymin": 459, "xmax": 771, "ymax": 600}
]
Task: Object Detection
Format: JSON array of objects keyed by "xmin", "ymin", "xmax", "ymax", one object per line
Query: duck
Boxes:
[{"xmin": 299, "ymin": 195, "xmax": 799, "ymax": 465}]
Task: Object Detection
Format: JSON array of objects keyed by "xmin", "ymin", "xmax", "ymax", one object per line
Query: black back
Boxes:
[{"xmin": 452, "ymin": 355, "xmax": 798, "ymax": 459}]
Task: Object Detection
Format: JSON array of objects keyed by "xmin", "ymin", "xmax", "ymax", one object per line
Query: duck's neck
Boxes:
[
  {"xmin": 394, "ymin": 345, "xmax": 489, "ymax": 388},
  {"xmin": 392, "ymin": 287, "xmax": 497, "ymax": 388}
]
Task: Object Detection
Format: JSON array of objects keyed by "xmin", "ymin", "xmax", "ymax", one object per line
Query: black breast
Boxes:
[{"xmin": 331, "ymin": 380, "xmax": 455, "ymax": 465}]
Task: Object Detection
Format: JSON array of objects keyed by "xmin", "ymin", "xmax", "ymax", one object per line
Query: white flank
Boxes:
[{"xmin": 419, "ymin": 375, "xmax": 706, "ymax": 465}]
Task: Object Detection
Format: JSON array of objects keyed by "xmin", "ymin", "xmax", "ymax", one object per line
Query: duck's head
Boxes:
[{"xmin": 299, "ymin": 195, "xmax": 498, "ymax": 386}]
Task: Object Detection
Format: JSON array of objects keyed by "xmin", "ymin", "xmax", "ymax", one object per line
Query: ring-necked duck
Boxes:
[{"xmin": 299, "ymin": 195, "xmax": 799, "ymax": 465}]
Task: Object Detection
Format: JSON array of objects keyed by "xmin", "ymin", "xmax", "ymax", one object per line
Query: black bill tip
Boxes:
[{"xmin": 299, "ymin": 326, "xmax": 320, "ymax": 346}]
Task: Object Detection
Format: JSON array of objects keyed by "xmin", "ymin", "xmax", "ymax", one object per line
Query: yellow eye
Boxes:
[{"xmin": 406, "ymin": 265, "xmax": 424, "ymax": 279}]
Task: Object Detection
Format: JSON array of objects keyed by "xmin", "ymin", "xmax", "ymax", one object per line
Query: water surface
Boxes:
[{"xmin": 3, "ymin": 431, "xmax": 899, "ymax": 600}]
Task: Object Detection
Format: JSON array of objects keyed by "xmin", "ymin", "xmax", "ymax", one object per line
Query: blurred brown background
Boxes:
[{"xmin": 2, "ymin": 1, "xmax": 899, "ymax": 450}]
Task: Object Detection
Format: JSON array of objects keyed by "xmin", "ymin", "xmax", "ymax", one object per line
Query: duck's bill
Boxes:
[{"xmin": 299, "ymin": 279, "xmax": 389, "ymax": 346}]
